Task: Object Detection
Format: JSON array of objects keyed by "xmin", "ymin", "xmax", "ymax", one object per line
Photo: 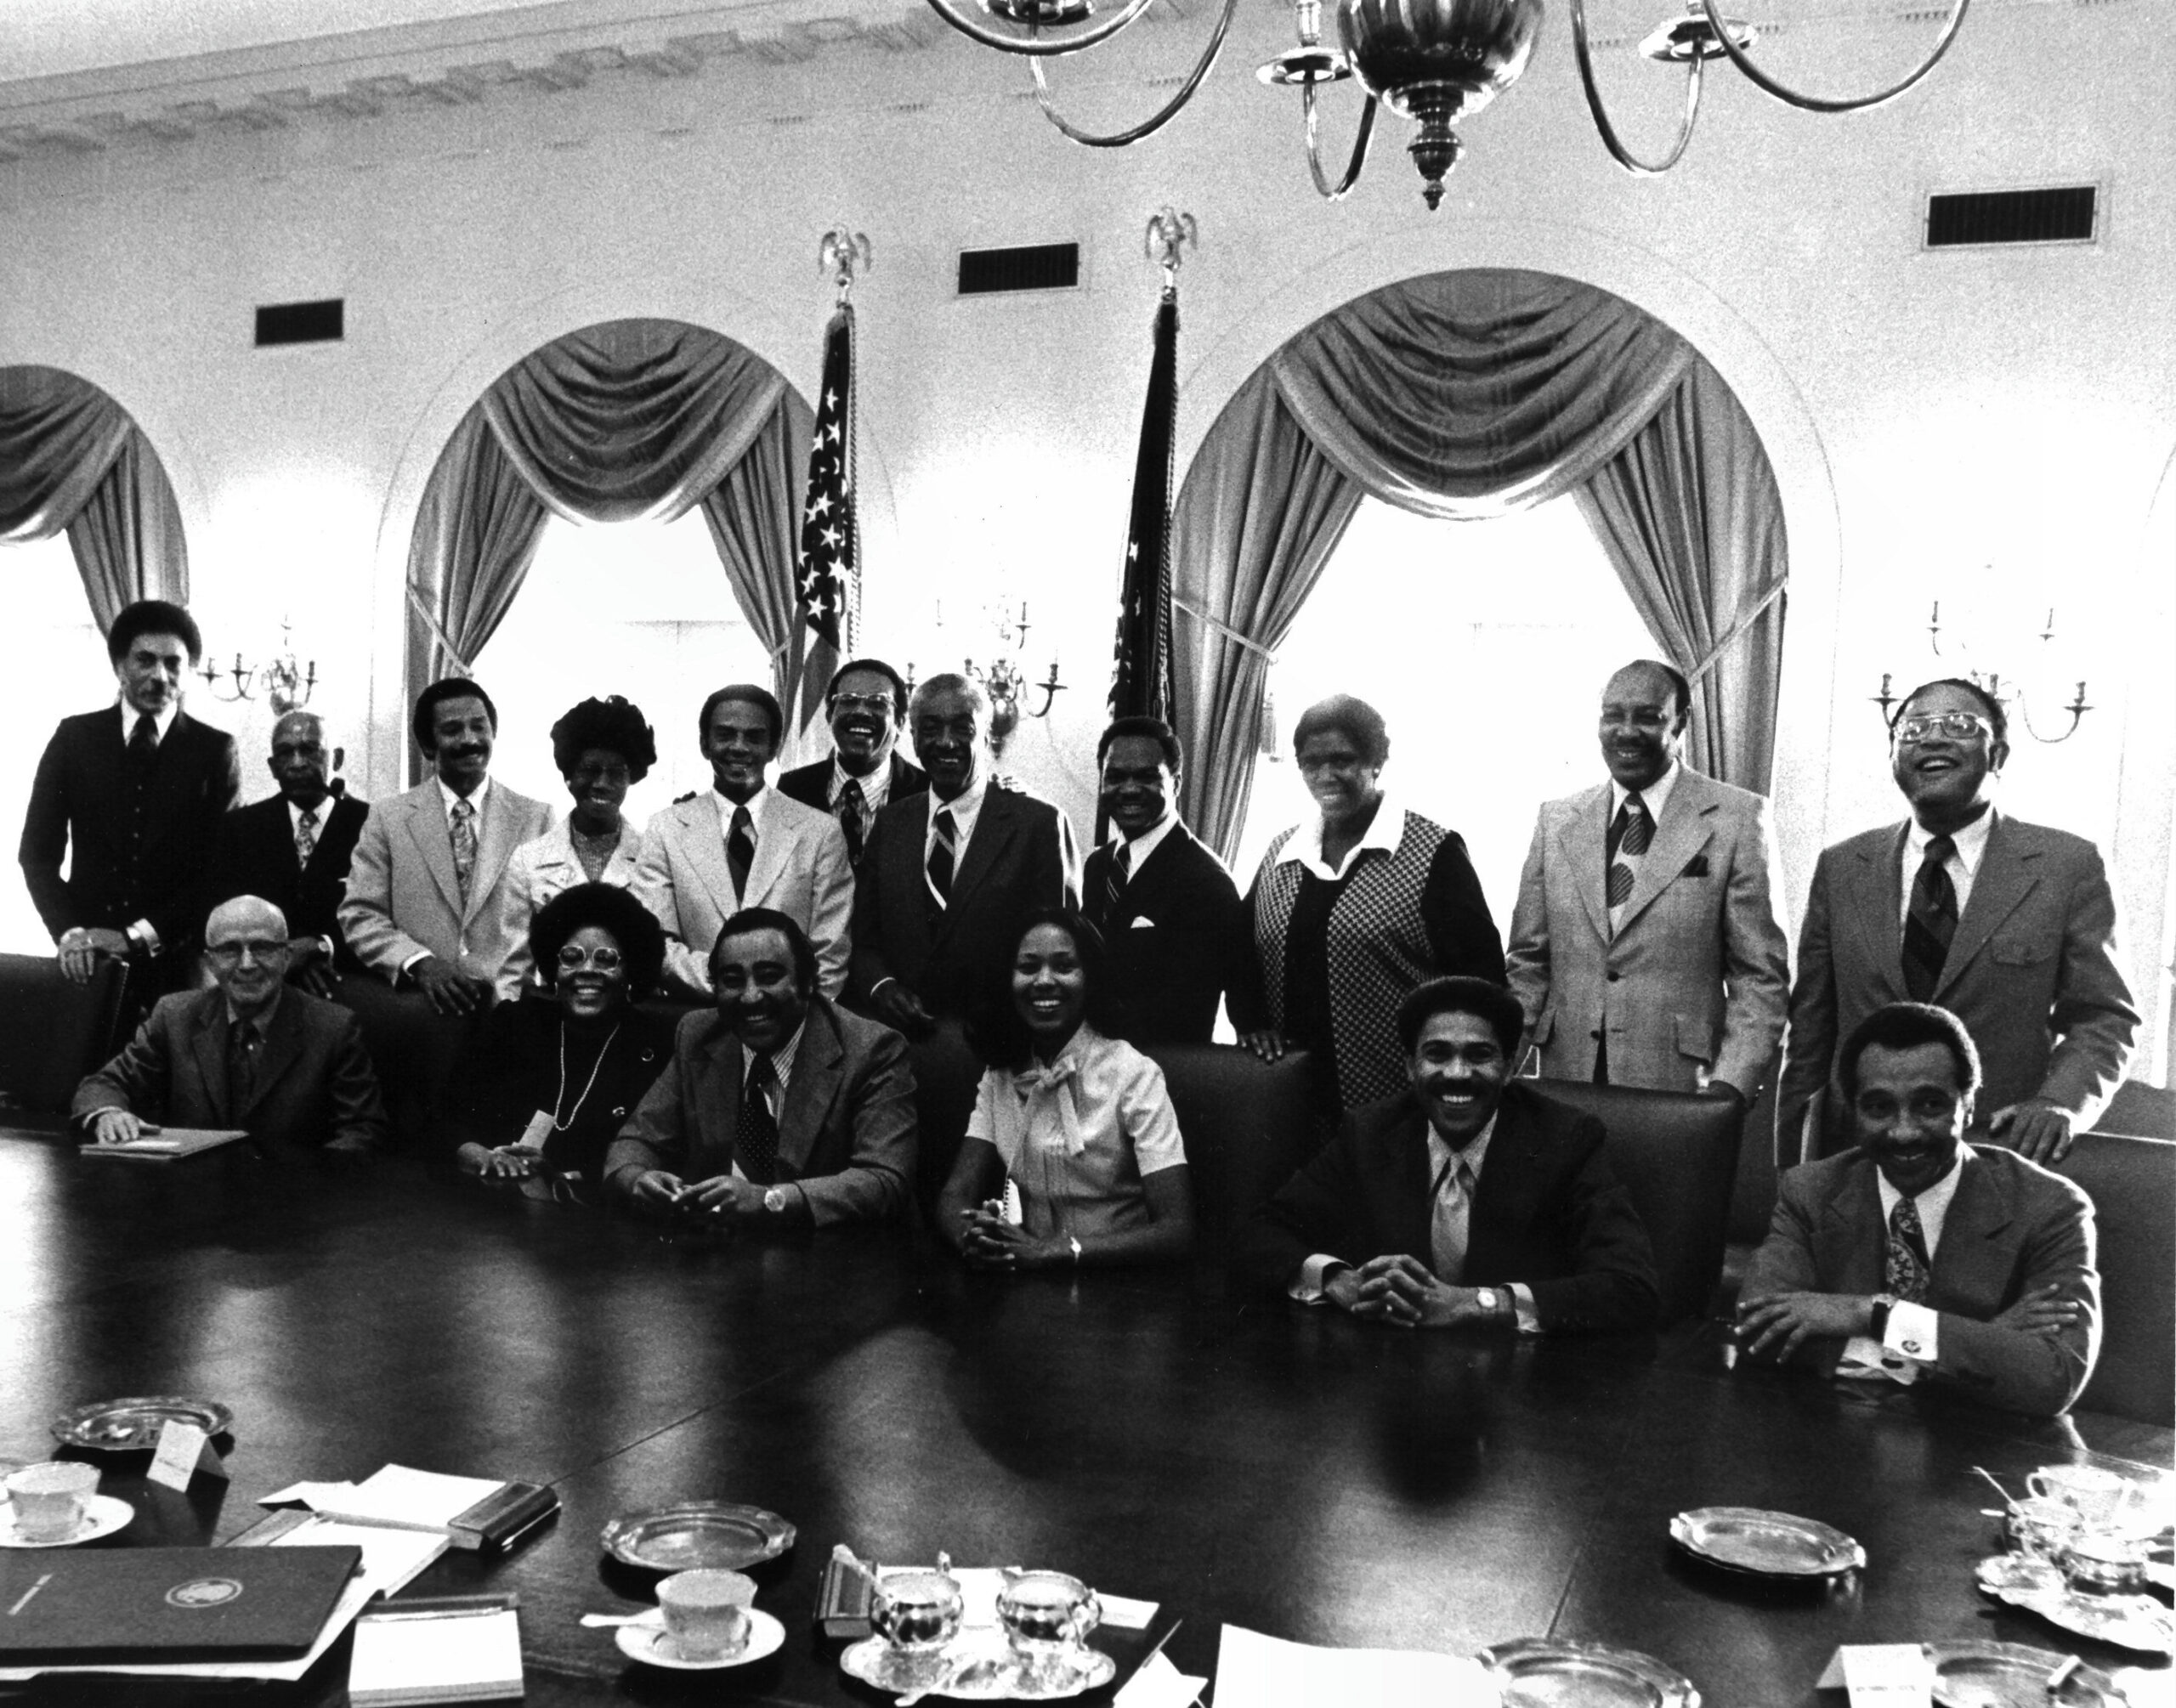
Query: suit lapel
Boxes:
[
  {"xmin": 1935, "ymin": 815, "xmax": 2037, "ymax": 1000},
  {"xmin": 679, "ymin": 796, "xmax": 740, "ymax": 921},
  {"xmin": 1815, "ymin": 1161, "xmax": 1889, "ymax": 1297},
  {"xmin": 1552, "ymin": 783, "xmax": 1613, "ymax": 942},
  {"xmin": 942, "ymin": 788, "xmax": 1017, "ymax": 925},
  {"xmin": 1927, "ymin": 1153, "xmax": 2017, "ymax": 1304},
  {"xmin": 778, "ymin": 1006, "xmax": 843, "ymax": 1173},
  {"xmin": 1381, "ymin": 1108, "xmax": 1437, "ymax": 1264},
  {"xmin": 694, "ymin": 1021, "xmax": 746, "ymax": 1172},
  {"xmin": 400, "ymin": 789, "xmax": 464, "ymax": 920},
  {"xmin": 462, "ymin": 787, "xmax": 524, "ymax": 923},
  {"xmin": 1616, "ymin": 778, "xmax": 1717, "ymax": 935},
  {"xmin": 189, "ymin": 998, "xmax": 234, "ymax": 1123},
  {"xmin": 1848, "ymin": 826, "xmax": 1911, "ymax": 997},
  {"xmin": 743, "ymin": 793, "xmax": 793, "ymax": 908}
]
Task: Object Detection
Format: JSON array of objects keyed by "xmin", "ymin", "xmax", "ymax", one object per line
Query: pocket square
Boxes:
[
  {"xmin": 1682, "ymin": 855, "xmax": 1709, "ymax": 878},
  {"xmin": 1130, "ymin": 918, "xmax": 1157, "ymax": 930}
]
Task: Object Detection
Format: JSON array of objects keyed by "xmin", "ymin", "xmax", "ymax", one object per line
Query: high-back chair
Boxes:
[
  {"xmin": 0, "ymin": 953, "xmax": 130, "ymax": 1117},
  {"xmin": 2063, "ymin": 1128, "xmax": 2174, "ymax": 1427},
  {"xmin": 1140, "ymin": 1043, "xmax": 1319, "ymax": 1251}
]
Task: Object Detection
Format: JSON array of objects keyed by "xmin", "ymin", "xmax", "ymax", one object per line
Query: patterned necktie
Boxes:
[
  {"xmin": 1902, "ymin": 834, "xmax": 1958, "ymax": 1002},
  {"xmin": 1104, "ymin": 840, "xmax": 1132, "ymax": 923},
  {"xmin": 1429, "ymin": 1153, "xmax": 1476, "ymax": 1283},
  {"xmin": 1605, "ymin": 793, "xmax": 1652, "ymax": 925},
  {"xmin": 837, "ymin": 779, "xmax": 867, "ymax": 867},
  {"xmin": 736, "ymin": 1052, "xmax": 779, "ymax": 1185},
  {"xmin": 1885, "ymin": 1195, "xmax": 1932, "ymax": 1304},
  {"xmin": 449, "ymin": 798, "xmax": 478, "ymax": 904},
  {"xmin": 128, "ymin": 713, "xmax": 157, "ymax": 770},
  {"xmin": 727, "ymin": 805, "xmax": 756, "ymax": 901},
  {"xmin": 295, "ymin": 806, "xmax": 319, "ymax": 870},
  {"xmin": 927, "ymin": 807, "xmax": 957, "ymax": 908}
]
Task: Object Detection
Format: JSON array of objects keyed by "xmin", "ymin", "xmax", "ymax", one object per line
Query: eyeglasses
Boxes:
[
  {"xmin": 207, "ymin": 938, "xmax": 289, "ymax": 964},
  {"xmin": 556, "ymin": 945, "xmax": 624, "ymax": 971},
  {"xmin": 570, "ymin": 761, "xmax": 631, "ymax": 785},
  {"xmin": 1894, "ymin": 711, "xmax": 1993, "ymax": 744},
  {"xmin": 830, "ymin": 693, "xmax": 896, "ymax": 718}
]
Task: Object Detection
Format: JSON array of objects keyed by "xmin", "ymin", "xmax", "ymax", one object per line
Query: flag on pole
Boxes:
[
  {"xmin": 1108, "ymin": 286, "xmax": 1178, "ymax": 725},
  {"xmin": 796, "ymin": 305, "xmax": 858, "ymax": 743}
]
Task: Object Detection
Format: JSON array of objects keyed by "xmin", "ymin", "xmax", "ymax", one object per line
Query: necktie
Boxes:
[
  {"xmin": 1103, "ymin": 840, "xmax": 1132, "ymax": 924},
  {"xmin": 1429, "ymin": 1151, "xmax": 1476, "ymax": 1283},
  {"xmin": 1902, "ymin": 834, "xmax": 1958, "ymax": 1002},
  {"xmin": 926, "ymin": 807, "xmax": 957, "ymax": 908},
  {"xmin": 727, "ymin": 805, "xmax": 756, "ymax": 901},
  {"xmin": 225, "ymin": 1019, "xmax": 261, "ymax": 1114},
  {"xmin": 1885, "ymin": 1195, "xmax": 1932, "ymax": 1304},
  {"xmin": 295, "ymin": 806, "xmax": 319, "ymax": 870},
  {"xmin": 449, "ymin": 798, "xmax": 478, "ymax": 904},
  {"xmin": 128, "ymin": 713, "xmax": 157, "ymax": 769},
  {"xmin": 837, "ymin": 779, "xmax": 867, "ymax": 866},
  {"xmin": 736, "ymin": 1052, "xmax": 779, "ymax": 1185},
  {"xmin": 1605, "ymin": 792, "xmax": 1652, "ymax": 936}
]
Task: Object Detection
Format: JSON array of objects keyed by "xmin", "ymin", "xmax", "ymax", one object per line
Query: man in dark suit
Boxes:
[
  {"xmin": 201, "ymin": 710, "xmax": 367, "ymax": 996},
  {"xmin": 775, "ymin": 657, "xmax": 927, "ymax": 868},
  {"xmin": 1741, "ymin": 1002, "xmax": 2097, "ymax": 1417},
  {"xmin": 74, "ymin": 895, "xmax": 388, "ymax": 1154},
  {"xmin": 1082, "ymin": 716, "xmax": 1245, "ymax": 1045},
  {"xmin": 20, "ymin": 599, "xmax": 240, "ymax": 998},
  {"xmin": 1777, "ymin": 678, "xmax": 2138, "ymax": 1166},
  {"xmin": 1234, "ymin": 976, "xmax": 1659, "ymax": 1336},
  {"xmin": 606, "ymin": 908, "xmax": 915, "ymax": 1227}
]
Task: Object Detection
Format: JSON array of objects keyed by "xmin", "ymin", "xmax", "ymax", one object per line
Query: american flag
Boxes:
[
  {"xmin": 796, "ymin": 305, "xmax": 858, "ymax": 739},
  {"xmin": 1108, "ymin": 289, "xmax": 1177, "ymax": 724}
]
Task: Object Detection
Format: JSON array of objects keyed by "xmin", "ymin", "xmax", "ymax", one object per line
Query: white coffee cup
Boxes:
[
  {"xmin": 654, "ymin": 1569, "xmax": 754, "ymax": 1660},
  {"xmin": 2028, "ymin": 1463, "xmax": 2139, "ymax": 1528},
  {"xmin": 5, "ymin": 1462, "xmax": 99, "ymax": 1542}
]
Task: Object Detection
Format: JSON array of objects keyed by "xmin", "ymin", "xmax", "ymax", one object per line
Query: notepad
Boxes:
[
  {"xmin": 80, "ymin": 1127, "xmax": 248, "ymax": 1161},
  {"xmin": 348, "ymin": 1598, "xmax": 522, "ymax": 1706},
  {"xmin": 1213, "ymin": 1624, "xmax": 1499, "ymax": 1708}
]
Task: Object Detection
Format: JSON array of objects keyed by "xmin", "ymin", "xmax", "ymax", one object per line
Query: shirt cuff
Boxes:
[
  {"xmin": 399, "ymin": 950, "xmax": 431, "ymax": 977},
  {"xmin": 1289, "ymin": 1254, "xmax": 1346, "ymax": 1305},
  {"xmin": 1882, "ymin": 1299, "xmax": 1941, "ymax": 1364},
  {"xmin": 1508, "ymin": 1282, "xmax": 1541, "ymax": 1335},
  {"xmin": 128, "ymin": 919, "xmax": 160, "ymax": 955},
  {"xmin": 318, "ymin": 935, "xmax": 337, "ymax": 962}
]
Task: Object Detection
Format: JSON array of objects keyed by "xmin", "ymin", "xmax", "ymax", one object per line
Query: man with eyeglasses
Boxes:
[
  {"xmin": 1777, "ymin": 677, "xmax": 2137, "ymax": 1167},
  {"xmin": 777, "ymin": 659, "xmax": 927, "ymax": 868},
  {"xmin": 73, "ymin": 895, "xmax": 388, "ymax": 1154},
  {"xmin": 1740, "ymin": 1002, "xmax": 2097, "ymax": 1417}
]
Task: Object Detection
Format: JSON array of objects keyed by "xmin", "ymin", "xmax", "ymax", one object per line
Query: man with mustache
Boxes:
[
  {"xmin": 776, "ymin": 658, "xmax": 926, "ymax": 868},
  {"xmin": 1776, "ymin": 677, "xmax": 2137, "ymax": 1166}
]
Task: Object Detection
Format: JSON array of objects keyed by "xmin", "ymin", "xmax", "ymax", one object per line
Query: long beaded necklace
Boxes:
[{"xmin": 552, "ymin": 1021, "xmax": 622, "ymax": 1132}]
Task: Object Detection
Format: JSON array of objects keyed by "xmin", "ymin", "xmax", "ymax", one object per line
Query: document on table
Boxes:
[
  {"xmin": 0, "ymin": 1575, "xmax": 375, "ymax": 1684},
  {"xmin": 1214, "ymin": 1623, "xmax": 1499, "ymax": 1708}
]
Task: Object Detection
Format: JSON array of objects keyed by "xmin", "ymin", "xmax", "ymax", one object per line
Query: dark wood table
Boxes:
[{"xmin": 2, "ymin": 1133, "xmax": 2168, "ymax": 1705}]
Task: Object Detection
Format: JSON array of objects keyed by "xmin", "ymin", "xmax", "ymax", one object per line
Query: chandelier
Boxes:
[{"xmin": 918, "ymin": 0, "xmax": 1973, "ymax": 208}]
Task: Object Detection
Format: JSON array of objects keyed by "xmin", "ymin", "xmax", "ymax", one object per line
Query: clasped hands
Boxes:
[
  {"xmin": 408, "ymin": 956, "xmax": 494, "ymax": 1016},
  {"xmin": 629, "ymin": 1170, "xmax": 776, "ymax": 1223},
  {"xmin": 958, "ymin": 1201, "xmax": 1068, "ymax": 1271},
  {"xmin": 1323, "ymin": 1255, "xmax": 1510, "ymax": 1330}
]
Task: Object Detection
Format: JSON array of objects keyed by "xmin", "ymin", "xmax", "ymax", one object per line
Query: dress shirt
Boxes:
[
  {"xmin": 925, "ymin": 773, "xmax": 989, "ymax": 879},
  {"xmin": 1608, "ymin": 759, "xmax": 1680, "ymax": 829},
  {"xmin": 224, "ymin": 987, "xmax": 281, "ymax": 1036},
  {"xmin": 105, "ymin": 700, "xmax": 184, "ymax": 953},
  {"xmin": 1278, "ymin": 789, "xmax": 1407, "ymax": 881},
  {"xmin": 830, "ymin": 758, "xmax": 892, "ymax": 816},
  {"xmin": 1839, "ymin": 1147, "xmax": 1971, "ymax": 1381},
  {"xmin": 1898, "ymin": 806, "xmax": 1992, "ymax": 927},
  {"xmin": 715, "ymin": 783, "xmax": 772, "ymax": 844},
  {"xmin": 1108, "ymin": 807, "xmax": 1180, "ymax": 869},
  {"xmin": 397, "ymin": 777, "xmax": 495, "ymax": 976}
]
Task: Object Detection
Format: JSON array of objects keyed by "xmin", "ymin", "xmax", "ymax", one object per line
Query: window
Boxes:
[
  {"xmin": 1231, "ymin": 495, "xmax": 1657, "ymax": 925},
  {"xmin": 469, "ymin": 512, "xmax": 772, "ymax": 823}
]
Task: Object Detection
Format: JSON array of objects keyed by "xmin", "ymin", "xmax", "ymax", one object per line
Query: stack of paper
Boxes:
[
  {"xmin": 348, "ymin": 1597, "xmax": 523, "ymax": 1706},
  {"xmin": 1214, "ymin": 1625, "xmax": 1500, "ymax": 1708},
  {"xmin": 261, "ymin": 1463, "xmax": 557, "ymax": 1553},
  {"xmin": 230, "ymin": 1509, "xmax": 450, "ymax": 1599}
]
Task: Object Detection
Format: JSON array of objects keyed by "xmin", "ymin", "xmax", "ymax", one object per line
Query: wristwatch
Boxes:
[
  {"xmin": 762, "ymin": 1187, "xmax": 790, "ymax": 1215},
  {"xmin": 1474, "ymin": 1287, "xmax": 1503, "ymax": 1316},
  {"xmin": 1867, "ymin": 1292, "xmax": 1897, "ymax": 1339}
]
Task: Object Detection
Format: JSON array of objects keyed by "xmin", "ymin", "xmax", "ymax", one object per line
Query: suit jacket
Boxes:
[
  {"xmin": 201, "ymin": 793, "xmax": 369, "ymax": 970},
  {"xmin": 850, "ymin": 783, "xmax": 1081, "ymax": 1017},
  {"xmin": 1232, "ymin": 1082, "xmax": 1661, "ymax": 1335},
  {"xmin": 776, "ymin": 751, "xmax": 929, "ymax": 816},
  {"xmin": 20, "ymin": 707, "xmax": 241, "ymax": 954},
  {"xmin": 631, "ymin": 790, "xmax": 853, "ymax": 999},
  {"xmin": 1776, "ymin": 812, "xmax": 2139, "ymax": 1157},
  {"xmin": 337, "ymin": 778, "xmax": 555, "ymax": 987},
  {"xmin": 604, "ymin": 996, "xmax": 916, "ymax": 1225},
  {"xmin": 1506, "ymin": 769, "xmax": 1789, "ymax": 1097},
  {"xmin": 71, "ymin": 986, "xmax": 388, "ymax": 1151},
  {"xmin": 490, "ymin": 818, "xmax": 647, "ymax": 1000},
  {"xmin": 1742, "ymin": 1145, "xmax": 2100, "ymax": 1417},
  {"xmin": 1082, "ymin": 823, "xmax": 1247, "ymax": 1046}
]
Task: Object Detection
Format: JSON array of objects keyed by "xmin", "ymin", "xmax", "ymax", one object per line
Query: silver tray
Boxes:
[
  {"xmin": 1975, "ymin": 1556, "xmax": 2176, "ymax": 1657},
  {"xmin": 1926, "ymin": 1639, "xmax": 2128, "ymax": 1708},
  {"xmin": 600, "ymin": 1502, "xmax": 796, "ymax": 1572},
  {"xmin": 50, "ymin": 1394, "xmax": 233, "ymax": 1452},
  {"xmin": 1476, "ymin": 1637, "xmax": 1700, "ymax": 1707},
  {"xmin": 1670, "ymin": 1507, "xmax": 1865, "ymax": 1578},
  {"xmin": 841, "ymin": 1632, "xmax": 1115, "ymax": 1702}
]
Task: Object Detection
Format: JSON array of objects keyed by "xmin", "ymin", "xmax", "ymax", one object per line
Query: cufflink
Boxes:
[{"xmin": 762, "ymin": 1188, "xmax": 789, "ymax": 1214}]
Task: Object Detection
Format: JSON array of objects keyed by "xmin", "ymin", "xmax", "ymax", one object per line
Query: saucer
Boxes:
[
  {"xmin": 0, "ymin": 1493, "xmax": 133, "ymax": 1548},
  {"xmin": 615, "ymin": 1609, "xmax": 785, "ymax": 1670}
]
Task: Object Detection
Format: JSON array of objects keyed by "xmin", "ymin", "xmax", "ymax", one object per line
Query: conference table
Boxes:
[{"xmin": 2, "ymin": 1131, "xmax": 2168, "ymax": 1705}]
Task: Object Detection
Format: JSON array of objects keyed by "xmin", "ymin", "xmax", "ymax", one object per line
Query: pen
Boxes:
[
  {"xmin": 365, "ymin": 1593, "xmax": 518, "ymax": 1621},
  {"xmin": 1132, "ymin": 1616, "xmax": 1183, "ymax": 1673}
]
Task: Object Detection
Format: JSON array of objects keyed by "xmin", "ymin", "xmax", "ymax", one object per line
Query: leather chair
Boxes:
[
  {"xmin": 0, "ymin": 953, "xmax": 130, "ymax": 1116},
  {"xmin": 1140, "ymin": 1044, "xmax": 1319, "ymax": 1247},
  {"xmin": 2063, "ymin": 1129, "xmax": 2174, "ymax": 1427},
  {"xmin": 334, "ymin": 973, "xmax": 475, "ymax": 1152},
  {"xmin": 1521, "ymin": 1079, "xmax": 1745, "ymax": 1325}
]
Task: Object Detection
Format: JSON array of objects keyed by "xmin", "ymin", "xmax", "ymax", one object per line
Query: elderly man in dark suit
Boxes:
[
  {"xmin": 1234, "ymin": 976, "xmax": 1659, "ymax": 1336},
  {"xmin": 201, "ymin": 710, "xmax": 366, "ymax": 996},
  {"xmin": 1741, "ymin": 1002, "xmax": 2098, "ymax": 1417},
  {"xmin": 20, "ymin": 599, "xmax": 240, "ymax": 997},
  {"xmin": 775, "ymin": 658, "xmax": 927, "ymax": 868},
  {"xmin": 74, "ymin": 895, "xmax": 388, "ymax": 1154},
  {"xmin": 1081, "ymin": 716, "xmax": 1245, "ymax": 1045},
  {"xmin": 1777, "ymin": 677, "xmax": 2138, "ymax": 1166},
  {"xmin": 606, "ymin": 908, "xmax": 915, "ymax": 1227}
]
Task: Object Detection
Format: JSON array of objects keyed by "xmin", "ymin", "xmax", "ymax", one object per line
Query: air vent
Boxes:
[
  {"xmin": 1924, "ymin": 186, "xmax": 2097, "ymax": 249},
  {"xmin": 254, "ymin": 298, "xmax": 345, "ymax": 346},
  {"xmin": 957, "ymin": 243, "xmax": 1080, "ymax": 297}
]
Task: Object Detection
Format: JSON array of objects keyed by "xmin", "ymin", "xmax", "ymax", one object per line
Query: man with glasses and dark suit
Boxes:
[{"xmin": 776, "ymin": 658, "xmax": 926, "ymax": 868}]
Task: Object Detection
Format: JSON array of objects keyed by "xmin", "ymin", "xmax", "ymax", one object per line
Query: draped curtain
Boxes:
[
  {"xmin": 1170, "ymin": 269, "xmax": 1788, "ymax": 862},
  {"xmin": 0, "ymin": 365, "xmax": 190, "ymax": 628},
  {"xmin": 405, "ymin": 319, "xmax": 813, "ymax": 778}
]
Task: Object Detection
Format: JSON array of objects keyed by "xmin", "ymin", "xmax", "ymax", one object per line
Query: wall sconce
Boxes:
[
  {"xmin": 196, "ymin": 620, "xmax": 319, "ymax": 715},
  {"xmin": 908, "ymin": 600, "xmax": 1066, "ymax": 757},
  {"xmin": 1873, "ymin": 600, "xmax": 2091, "ymax": 744}
]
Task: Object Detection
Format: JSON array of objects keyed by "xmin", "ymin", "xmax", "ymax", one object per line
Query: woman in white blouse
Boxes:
[{"xmin": 938, "ymin": 908, "xmax": 1195, "ymax": 1270}]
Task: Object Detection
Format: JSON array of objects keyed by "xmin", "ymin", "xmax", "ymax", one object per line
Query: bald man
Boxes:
[
  {"xmin": 74, "ymin": 896, "xmax": 388, "ymax": 1154},
  {"xmin": 201, "ymin": 711, "xmax": 370, "ymax": 996}
]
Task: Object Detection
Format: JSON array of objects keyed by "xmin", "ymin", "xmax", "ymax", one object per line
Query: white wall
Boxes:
[{"xmin": 3, "ymin": 0, "xmax": 2171, "ymax": 1075}]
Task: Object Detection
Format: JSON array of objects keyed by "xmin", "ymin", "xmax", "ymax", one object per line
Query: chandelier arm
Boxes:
[
  {"xmin": 1027, "ymin": 0, "xmax": 1240, "ymax": 148},
  {"xmin": 921, "ymin": 0, "xmax": 1163, "ymax": 59},
  {"xmin": 1698, "ymin": 0, "xmax": 1972, "ymax": 113},
  {"xmin": 1569, "ymin": 0, "xmax": 1703, "ymax": 176},
  {"xmin": 1302, "ymin": 81, "xmax": 1378, "ymax": 201}
]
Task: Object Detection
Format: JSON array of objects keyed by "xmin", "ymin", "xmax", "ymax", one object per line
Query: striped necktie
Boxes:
[
  {"xmin": 926, "ymin": 808, "xmax": 957, "ymax": 908},
  {"xmin": 1902, "ymin": 834, "xmax": 1957, "ymax": 1002},
  {"xmin": 1104, "ymin": 840, "xmax": 1132, "ymax": 923},
  {"xmin": 1605, "ymin": 793, "xmax": 1652, "ymax": 930}
]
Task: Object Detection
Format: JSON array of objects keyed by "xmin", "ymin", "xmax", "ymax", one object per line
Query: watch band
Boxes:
[{"xmin": 1868, "ymin": 1293, "xmax": 1897, "ymax": 1339}]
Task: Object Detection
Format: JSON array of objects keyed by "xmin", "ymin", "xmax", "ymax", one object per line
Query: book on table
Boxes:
[
  {"xmin": 0, "ymin": 1546, "xmax": 362, "ymax": 1665},
  {"xmin": 79, "ymin": 1126, "xmax": 249, "ymax": 1161}
]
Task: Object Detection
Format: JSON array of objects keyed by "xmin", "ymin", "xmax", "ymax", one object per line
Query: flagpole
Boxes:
[{"xmin": 794, "ymin": 227, "xmax": 871, "ymax": 763}]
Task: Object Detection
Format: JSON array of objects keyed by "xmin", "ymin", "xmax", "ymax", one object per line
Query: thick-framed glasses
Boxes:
[
  {"xmin": 1893, "ymin": 711, "xmax": 1992, "ymax": 744},
  {"xmin": 556, "ymin": 945, "xmax": 624, "ymax": 972},
  {"xmin": 569, "ymin": 761, "xmax": 631, "ymax": 786},
  {"xmin": 207, "ymin": 938, "xmax": 288, "ymax": 964},
  {"xmin": 830, "ymin": 693, "xmax": 897, "ymax": 719}
]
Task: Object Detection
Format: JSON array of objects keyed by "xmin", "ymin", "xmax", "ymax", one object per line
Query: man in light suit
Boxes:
[
  {"xmin": 1741, "ymin": 1002, "xmax": 2098, "ymax": 1417},
  {"xmin": 1777, "ymin": 678, "xmax": 2138, "ymax": 1166},
  {"xmin": 775, "ymin": 658, "xmax": 927, "ymax": 868},
  {"xmin": 605, "ymin": 908, "xmax": 915, "ymax": 1227},
  {"xmin": 75, "ymin": 896, "xmax": 388, "ymax": 1154},
  {"xmin": 1506, "ymin": 659, "xmax": 1789, "ymax": 1111},
  {"xmin": 633, "ymin": 684, "xmax": 853, "ymax": 999},
  {"xmin": 337, "ymin": 679, "xmax": 554, "ymax": 1014}
]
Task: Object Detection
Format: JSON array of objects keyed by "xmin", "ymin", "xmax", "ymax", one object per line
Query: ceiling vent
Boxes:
[
  {"xmin": 957, "ymin": 243, "xmax": 1080, "ymax": 297},
  {"xmin": 1924, "ymin": 186, "xmax": 2098, "ymax": 249},
  {"xmin": 254, "ymin": 299, "xmax": 345, "ymax": 346}
]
